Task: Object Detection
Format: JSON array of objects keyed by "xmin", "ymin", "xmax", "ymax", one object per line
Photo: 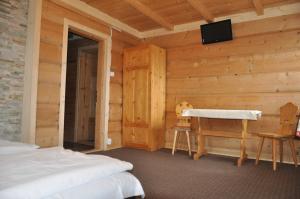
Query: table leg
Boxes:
[
  {"xmin": 194, "ymin": 117, "xmax": 206, "ymax": 160},
  {"xmin": 272, "ymin": 139, "xmax": 277, "ymax": 171},
  {"xmin": 238, "ymin": 119, "xmax": 248, "ymax": 167}
]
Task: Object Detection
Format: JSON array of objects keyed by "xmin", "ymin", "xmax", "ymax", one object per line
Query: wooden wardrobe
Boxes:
[{"xmin": 123, "ymin": 44, "xmax": 166, "ymax": 151}]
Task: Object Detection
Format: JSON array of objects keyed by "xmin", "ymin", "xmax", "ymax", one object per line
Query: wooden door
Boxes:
[
  {"xmin": 123, "ymin": 47, "xmax": 150, "ymax": 147},
  {"xmin": 76, "ymin": 50, "xmax": 98, "ymax": 143},
  {"xmin": 123, "ymin": 68, "xmax": 150, "ymax": 146}
]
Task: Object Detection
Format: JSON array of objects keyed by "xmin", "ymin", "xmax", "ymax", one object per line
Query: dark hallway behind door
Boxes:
[{"xmin": 63, "ymin": 32, "xmax": 98, "ymax": 151}]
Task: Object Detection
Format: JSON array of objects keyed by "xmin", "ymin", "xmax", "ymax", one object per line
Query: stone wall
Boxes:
[{"xmin": 0, "ymin": 0, "xmax": 29, "ymax": 140}]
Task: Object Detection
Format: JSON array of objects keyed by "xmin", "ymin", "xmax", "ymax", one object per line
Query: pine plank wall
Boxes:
[
  {"xmin": 36, "ymin": 0, "xmax": 139, "ymax": 149},
  {"xmin": 144, "ymin": 13, "xmax": 300, "ymax": 162},
  {"xmin": 36, "ymin": 0, "xmax": 300, "ymax": 163}
]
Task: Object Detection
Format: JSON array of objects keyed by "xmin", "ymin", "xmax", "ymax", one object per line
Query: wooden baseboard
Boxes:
[
  {"xmin": 164, "ymin": 143, "xmax": 298, "ymax": 165},
  {"xmin": 82, "ymin": 149, "xmax": 102, "ymax": 154},
  {"xmin": 96, "ymin": 143, "xmax": 298, "ymax": 165}
]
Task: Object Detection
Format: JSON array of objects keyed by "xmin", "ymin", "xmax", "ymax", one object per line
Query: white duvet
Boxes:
[
  {"xmin": 0, "ymin": 147, "xmax": 133, "ymax": 199},
  {"xmin": 0, "ymin": 139, "xmax": 39, "ymax": 155},
  {"xmin": 47, "ymin": 172, "xmax": 144, "ymax": 199}
]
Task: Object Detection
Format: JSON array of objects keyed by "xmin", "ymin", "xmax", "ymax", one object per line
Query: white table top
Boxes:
[{"xmin": 182, "ymin": 109, "xmax": 262, "ymax": 120}]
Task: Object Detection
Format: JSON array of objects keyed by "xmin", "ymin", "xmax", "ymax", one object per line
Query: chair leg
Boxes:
[
  {"xmin": 176, "ymin": 131, "xmax": 181, "ymax": 150},
  {"xmin": 255, "ymin": 137, "xmax": 264, "ymax": 165},
  {"xmin": 279, "ymin": 140, "xmax": 283, "ymax": 163},
  {"xmin": 272, "ymin": 139, "xmax": 277, "ymax": 171},
  {"xmin": 172, "ymin": 130, "xmax": 178, "ymax": 155},
  {"xmin": 186, "ymin": 130, "xmax": 191, "ymax": 156},
  {"xmin": 288, "ymin": 138, "xmax": 298, "ymax": 167}
]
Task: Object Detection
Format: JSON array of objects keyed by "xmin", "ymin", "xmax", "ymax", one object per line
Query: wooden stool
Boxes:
[{"xmin": 172, "ymin": 101, "xmax": 193, "ymax": 156}]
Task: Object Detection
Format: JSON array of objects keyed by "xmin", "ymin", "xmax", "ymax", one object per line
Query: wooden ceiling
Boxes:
[{"xmin": 80, "ymin": 0, "xmax": 298, "ymax": 31}]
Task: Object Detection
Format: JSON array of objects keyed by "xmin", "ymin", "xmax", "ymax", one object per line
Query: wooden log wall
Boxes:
[
  {"xmin": 144, "ymin": 13, "xmax": 300, "ymax": 162},
  {"xmin": 36, "ymin": 0, "xmax": 140, "ymax": 148}
]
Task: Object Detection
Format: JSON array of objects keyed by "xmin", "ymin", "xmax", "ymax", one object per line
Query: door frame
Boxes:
[
  {"xmin": 60, "ymin": 19, "xmax": 111, "ymax": 150},
  {"xmin": 74, "ymin": 44, "xmax": 98, "ymax": 143},
  {"xmin": 21, "ymin": 0, "xmax": 42, "ymax": 144}
]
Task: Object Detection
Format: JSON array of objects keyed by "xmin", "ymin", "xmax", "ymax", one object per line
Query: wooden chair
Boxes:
[
  {"xmin": 172, "ymin": 101, "xmax": 193, "ymax": 156},
  {"xmin": 255, "ymin": 102, "xmax": 299, "ymax": 171}
]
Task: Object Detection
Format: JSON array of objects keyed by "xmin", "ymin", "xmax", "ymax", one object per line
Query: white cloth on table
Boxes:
[
  {"xmin": 296, "ymin": 118, "xmax": 300, "ymax": 137},
  {"xmin": 182, "ymin": 109, "xmax": 262, "ymax": 120}
]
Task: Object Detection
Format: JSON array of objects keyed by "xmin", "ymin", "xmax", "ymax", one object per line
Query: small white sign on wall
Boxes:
[{"xmin": 106, "ymin": 138, "xmax": 112, "ymax": 145}]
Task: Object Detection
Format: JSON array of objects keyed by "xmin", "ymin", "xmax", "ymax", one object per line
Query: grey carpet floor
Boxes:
[{"xmin": 95, "ymin": 148, "xmax": 300, "ymax": 199}]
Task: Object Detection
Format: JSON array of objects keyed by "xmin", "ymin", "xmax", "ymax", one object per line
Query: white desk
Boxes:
[{"xmin": 182, "ymin": 109, "xmax": 262, "ymax": 166}]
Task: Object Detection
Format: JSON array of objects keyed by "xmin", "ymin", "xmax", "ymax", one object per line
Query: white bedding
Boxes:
[
  {"xmin": 0, "ymin": 147, "xmax": 142, "ymax": 199},
  {"xmin": 47, "ymin": 172, "xmax": 144, "ymax": 199},
  {"xmin": 0, "ymin": 139, "xmax": 39, "ymax": 155}
]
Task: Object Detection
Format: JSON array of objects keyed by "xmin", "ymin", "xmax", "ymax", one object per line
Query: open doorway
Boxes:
[
  {"xmin": 63, "ymin": 32, "xmax": 98, "ymax": 151},
  {"xmin": 59, "ymin": 19, "xmax": 111, "ymax": 152}
]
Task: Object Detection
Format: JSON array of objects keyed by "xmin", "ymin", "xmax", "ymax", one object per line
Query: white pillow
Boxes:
[{"xmin": 0, "ymin": 139, "xmax": 40, "ymax": 155}]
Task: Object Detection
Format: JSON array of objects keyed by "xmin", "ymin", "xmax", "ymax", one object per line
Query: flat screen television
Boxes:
[{"xmin": 200, "ymin": 19, "xmax": 233, "ymax": 44}]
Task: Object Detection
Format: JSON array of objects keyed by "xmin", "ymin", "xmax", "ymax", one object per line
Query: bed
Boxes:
[{"xmin": 0, "ymin": 139, "xmax": 145, "ymax": 199}]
